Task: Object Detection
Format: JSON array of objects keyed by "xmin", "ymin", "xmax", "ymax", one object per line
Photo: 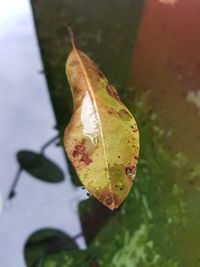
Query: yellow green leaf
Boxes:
[{"xmin": 63, "ymin": 29, "xmax": 139, "ymax": 210}]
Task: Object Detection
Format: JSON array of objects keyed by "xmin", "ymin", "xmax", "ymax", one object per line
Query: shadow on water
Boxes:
[
  {"xmin": 24, "ymin": 228, "xmax": 80, "ymax": 267},
  {"xmin": 8, "ymin": 135, "xmax": 64, "ymax": 199}
]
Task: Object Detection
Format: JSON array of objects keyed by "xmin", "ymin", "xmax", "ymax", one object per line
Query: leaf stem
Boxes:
[{"xmin": 68, "ymin": 27, "xmax": 76, "ymax": 50}]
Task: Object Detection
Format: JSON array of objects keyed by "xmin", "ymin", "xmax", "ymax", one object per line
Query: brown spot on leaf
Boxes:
[
  {"xmin": 106, "ymin": 84, "xmax": 120, "ymax": 101},
  {"xmin": 73, "ymin": 144, "xmax": 85, "ymax": 157},
  {"xmin": 105, "ymin": 195, "xmax": 113, "ymax": 206},
  {"xmin": 118, "ymin": 109, "xmax": 131, "ymax": 120},
  {"xmin": 97, "ymin": 189, "xmax": 120, "ymax": 210},
  {"xmin": 130, "ymin": 125, "xmax": 138, "ymax": 132},
  {"xmin": 107, "ymin": 108, "xmax": 118, "ymax": 116},
  {"xmin": 72, "ymin": 143, "xmax": 92, "ymax": 165},
  {"xmin": 72, "ymin": 150, "xmax": 79, "ymax": 157},
  {"xmin": 81, "ymin": 154, "xmax": 92, "ymax": 165},
  {"xmin": 125, "ymin": 165, "xmax": 136, "ymax": 181}
]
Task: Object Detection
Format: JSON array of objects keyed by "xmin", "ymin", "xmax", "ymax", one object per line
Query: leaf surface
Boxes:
[{"xmin": 64, "ymin": 29, "xmax": 139, "ymax": 210}]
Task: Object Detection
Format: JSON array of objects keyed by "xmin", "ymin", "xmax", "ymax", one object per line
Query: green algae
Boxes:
[{"xmin": 35, "ymin": 94, "xmax": 200, "ymax": 267}]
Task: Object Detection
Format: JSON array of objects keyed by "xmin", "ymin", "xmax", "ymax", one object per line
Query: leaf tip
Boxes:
[
  {"xmin": 68, "ymin": 26, "xmax": 77, "ymax": 50},
  {"xmin": 103, "ymin": 194, "xmax": 120, "ymax": 211}
]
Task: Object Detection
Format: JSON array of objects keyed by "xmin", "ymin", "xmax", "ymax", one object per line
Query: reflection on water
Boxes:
[
  {"xmin": 24, "ymin": 228, "xmax": 80, "ymax": 266},
  {"xmin": 0, "ymin": 1, "xmax": 86, "ymax": 267},
  {"xmin": 132, "ymin": 0, "xmax": 200, "ymax": 265},
  {"xmin": 1, "ymin": 0, "xmax": 200, "ymax": 266},
  {"xmin": 186, "ymin": 90, "xmax": 200, "ymax": 112},
  {"xmin": 132, "ymin": 0, "xmax": 200, "ymax": 163},
  {"xmin": 158, "ymin": 0, "xmax": 178, "ymax": 5}
]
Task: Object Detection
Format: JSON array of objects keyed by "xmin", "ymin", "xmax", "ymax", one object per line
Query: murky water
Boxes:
[{"xmin": 1, "ymin": 0, "xmax": 200, "ymax": 266}]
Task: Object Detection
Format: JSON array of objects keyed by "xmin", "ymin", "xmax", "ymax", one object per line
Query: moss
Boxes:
[{"xmin": 35, "ymin": 94, "xmax": 198, "ymax": 266}]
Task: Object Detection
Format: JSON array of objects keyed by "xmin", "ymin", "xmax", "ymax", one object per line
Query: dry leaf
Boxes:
[{"xmin": 64, "ymin": 29, "xmax": 139, "ymax": 210}]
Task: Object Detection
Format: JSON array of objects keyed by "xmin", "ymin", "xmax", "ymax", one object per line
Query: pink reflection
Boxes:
[
  {"xmin": 158, "ymin": 0, "xmax": 178, "ymax": 6},
  {"xmin": 131, "ymin": 0, "xmax": 200, "ymax": 166}
]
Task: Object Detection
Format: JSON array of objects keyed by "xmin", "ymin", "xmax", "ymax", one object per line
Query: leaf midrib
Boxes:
[{"xmin": 73, "ymin": 48, "xmax": 111, "ymax": 189}]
